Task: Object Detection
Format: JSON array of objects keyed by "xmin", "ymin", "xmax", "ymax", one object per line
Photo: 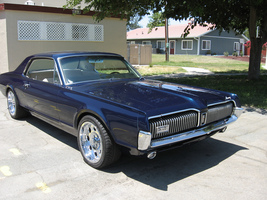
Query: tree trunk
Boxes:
[
  {"xmin": 248, "ymin": 38, "xmax": 262, "ymax": 80},
  {"xmin": 248, "ymin": 5, "xmax": 262, "ymax": 80}
]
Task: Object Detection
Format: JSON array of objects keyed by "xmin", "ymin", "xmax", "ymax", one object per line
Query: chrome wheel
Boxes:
[
  {"xmin": 7, "ymin": 90, "xmax": 16, "ymax": 117},
  {"xmin": 79, "ymin": 121, "xmax": 103, "ymax": 163},
  {"xmin": 78, "ymin": 116, "xmax": 121, "ymax": 169}
]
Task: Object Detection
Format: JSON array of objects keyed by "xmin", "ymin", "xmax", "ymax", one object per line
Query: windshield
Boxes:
[{"xmin": 59, "ymin": 56, "xmax": 141, "ymax": 84}]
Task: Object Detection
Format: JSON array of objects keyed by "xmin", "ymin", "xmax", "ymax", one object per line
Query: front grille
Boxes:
[
  {"xmin": 206, "ymin": 102, "xmax": 233, "ymax": 124},
  {"xmin": 149, "ymin": 102, "xmax": 234, "ymax": 140},
  {"xmin": 149, "ymin": 111, "xmax": 198, "ymax": 139}
]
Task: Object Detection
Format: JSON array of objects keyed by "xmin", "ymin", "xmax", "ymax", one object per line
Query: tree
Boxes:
[
  {"xmin": 147, "ymin": 12, "xmax": 165, "ymax": 32},
  {"xmin": 243, "ymin": 28, "xmax": 250, "ymax": 40},
  {"xmin": 64, "ymin": 0, "xmax": 267, "ymax": 80},
  {"xmin": 146, "ymin": 12, "xmax": 169, "ymax": 61},
  {"xmin": 127, "ymin": 15, "xmax": 142, "ymax": 31}
]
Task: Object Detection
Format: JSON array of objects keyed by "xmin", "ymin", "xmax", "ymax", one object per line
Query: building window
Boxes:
[
  {"xmin": 157, "ymin": 40, "xmax": 165, "ymax": 50},
  {"xmin": 17, "ymin": 21, "xmax": 104, "ymax": 42},
  {"xmin": 142, "ymin": 41, "xmax": 151, "ymax": 45},
  {"xmin": 182, "ymin": 40, "xmax": 193, "ymax": 50},
  {"xmin": 234, "ymin": 42, "xmax": 240, "ymax": 51},
  {"xmin": 94, "ymin": 25, "xmax": 104, "ymax": 41},
  {"xmin": 18, "ymin": 21, "xmax": 40, "ymax": 40},
  {"xmin": 202, "ymin": 40, "xmax": 211, "ymax": 50},
  {"xmin": 72, "ymin": 25, "xmax": 88, "ymax": 40},
  {"xmin": 130, "ymin": 41, "xmax": 135, "ymax": 44},
  {"xmin": 47, "ymin": 23, "xmax": 66, "ymax": 41}
]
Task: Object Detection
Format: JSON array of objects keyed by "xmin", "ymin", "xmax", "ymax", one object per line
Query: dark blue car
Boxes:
[{"xmin": 0, "ymin": 52, "xmax": 243, "ymax": 168}]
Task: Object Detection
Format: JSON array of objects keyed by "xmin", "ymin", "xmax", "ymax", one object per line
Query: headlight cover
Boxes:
[{"xmin": 138, "ymin": 130, "xmax": 151, "ymax": 150}]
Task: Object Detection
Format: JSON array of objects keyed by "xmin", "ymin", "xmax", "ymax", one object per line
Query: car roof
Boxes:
[{"xmin": 31, "ymin": 51, "xmax": 124, "ymax": 59}]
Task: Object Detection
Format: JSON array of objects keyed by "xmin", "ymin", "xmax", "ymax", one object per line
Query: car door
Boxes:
[{"xmin": 22, "ymin": 58, "xmax": 62, "ymax": 122}]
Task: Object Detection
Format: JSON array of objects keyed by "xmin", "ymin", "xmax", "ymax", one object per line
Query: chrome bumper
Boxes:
[{"xmin": 138, "ymin": 107, "xmax": 243, "ymax": 150}]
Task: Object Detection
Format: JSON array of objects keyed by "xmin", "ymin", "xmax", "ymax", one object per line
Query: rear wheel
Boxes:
[
  {"xmin": 77, "ymin": 115, "xmax": 121, "ymax": 169},
  {"xmin": 7, "ymin": 90, "xmax": 28, "ymax": 119}
]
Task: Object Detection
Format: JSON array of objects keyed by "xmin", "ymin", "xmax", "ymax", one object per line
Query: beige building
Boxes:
[
  {"xmin": 0, "ymin": 1, "xmax": 127, "ymax": 72},
  {"xmin": 0, "ymin": 0, "xmax": 74, "ymax": 7}
]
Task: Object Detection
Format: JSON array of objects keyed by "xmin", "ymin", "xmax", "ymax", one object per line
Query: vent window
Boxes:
[{"xmin": 18, "ymin": 21, "xmax": 104, "ymax": 42}]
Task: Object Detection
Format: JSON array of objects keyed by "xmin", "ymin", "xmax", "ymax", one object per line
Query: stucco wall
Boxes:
[
  {"xmin": 0, "ymin": 0, "xmax": 78, "ymax": 7},
  {"xmin": 1, "ymin": 9, "xmax": 127, "ymax": 72},
  {"xmin": 0, "ymin": 13, "xmax": 9, "ymax": 73}
]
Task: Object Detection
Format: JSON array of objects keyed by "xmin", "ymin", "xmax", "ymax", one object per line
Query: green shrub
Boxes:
[
  {"xmin": 232, "ymin": 51, "xmax": 238, "ymax": 57},
  {"xmin": 224, "ymin": 52, "xmax": 229, "ymax": 57}
]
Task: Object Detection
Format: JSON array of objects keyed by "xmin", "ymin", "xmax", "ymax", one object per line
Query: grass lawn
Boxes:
[
  {"xmin": 135, "ymin": 54, "xmax": 267, "ymax": 75},
  {"xmin": 135, "ymin": 65, "xmax": 186, "ymax": 76},
  {"xmin": 135, "ymin": 54, "xmax": 267, "ymax": 109},
  {"xmin": 161, "ymin": 75, "xmax": 267, "ymax": 109},
  {"xmin": 149, "ymin": 54, "xmax": 250, "ymax": 73}
]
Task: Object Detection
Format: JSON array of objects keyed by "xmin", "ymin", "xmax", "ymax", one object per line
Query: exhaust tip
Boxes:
[
  {"xmin": 147, "ymin": 151, "xmax": 157, "ymax": 159},
  {"xmin": 219, "ymin": 127, "xmax": 227, "ymax": 133}
]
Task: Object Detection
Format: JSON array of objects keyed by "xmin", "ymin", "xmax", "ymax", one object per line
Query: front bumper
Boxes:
[{"xmin": 138, "ymin": 107, "xmax": 243, "ymax": 151}]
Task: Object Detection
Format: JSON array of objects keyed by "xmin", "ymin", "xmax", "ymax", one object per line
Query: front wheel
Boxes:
[{"xmin": 77, "ymin": 115, "xmax": 121, "ymax": 169}]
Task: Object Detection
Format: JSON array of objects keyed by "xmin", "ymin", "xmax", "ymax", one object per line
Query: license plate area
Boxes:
[{"xmin": 156, "ymin": 125, "xmax": 169, "ymax": 134}]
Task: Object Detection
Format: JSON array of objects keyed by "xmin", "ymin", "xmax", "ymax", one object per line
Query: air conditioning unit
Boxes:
[{"xmin": 25, "ymin": 0, "xmax": 35, "ymax": 5}]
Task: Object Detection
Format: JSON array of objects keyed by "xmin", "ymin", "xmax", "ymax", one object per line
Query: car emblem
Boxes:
[
  {"xmin": 201, "ymin": 112, "xmax": 207, "ymax": 125},
  {"xmin": 225, "ymin": 96, "xmax": 231, "ymax": 100}
]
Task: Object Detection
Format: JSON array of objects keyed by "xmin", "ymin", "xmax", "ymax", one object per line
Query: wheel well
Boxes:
[
  {"xmin": 6, "ymin": 87, "xmax": 12, "ymax": 96},
  {"xmin": 5, "ymin": 85, "xmax": 16, "ymax": 97},
  {"xmin": 6, "ymin": 87, "xmax": 20, "ymax": 105},
  {"xmin": 76, "ymin": 112, "xmax": 109, "ymax": 133},
  {"xmin": 76, "ymin": 112, "xmax": 117, "ymax": 143}
]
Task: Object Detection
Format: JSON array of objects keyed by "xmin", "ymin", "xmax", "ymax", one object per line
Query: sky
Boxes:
[{"xmin": 139, "ymin": 15, "xmax": 187, "ymax": 28}]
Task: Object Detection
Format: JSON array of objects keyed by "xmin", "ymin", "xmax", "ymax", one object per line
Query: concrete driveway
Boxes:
[{"xmin": 0, "ymin": 93, "xmax": 266, "ymax": 200}]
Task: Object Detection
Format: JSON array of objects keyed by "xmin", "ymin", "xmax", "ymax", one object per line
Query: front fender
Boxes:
[{"xmin": 73, "ymin": 101, "xmax": 147, "ymax": 150}]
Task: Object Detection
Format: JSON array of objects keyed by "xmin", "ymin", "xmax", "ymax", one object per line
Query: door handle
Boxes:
[{"xmin": 23, "ymin": 83, "xmax": 30, "ymax": 89}]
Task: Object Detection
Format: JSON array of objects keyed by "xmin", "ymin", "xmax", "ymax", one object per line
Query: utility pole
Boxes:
[{"xmin": 165, "ymin": 18, "xmax": 169, "ymax": 61}]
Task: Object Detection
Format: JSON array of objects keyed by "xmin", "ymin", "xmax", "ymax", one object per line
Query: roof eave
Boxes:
[{"xmin": 0, "ymin": 3, "xmax": 123, "ymax": 19}]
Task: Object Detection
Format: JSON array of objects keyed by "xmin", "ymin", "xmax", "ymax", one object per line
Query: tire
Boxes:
[
  {"xmin": 7, "ymin": 89, "xmax": 28, "ymax": 119},
  {"xmin": 77, "ymin": 115, "xmax": 121, "ymax": 169}
]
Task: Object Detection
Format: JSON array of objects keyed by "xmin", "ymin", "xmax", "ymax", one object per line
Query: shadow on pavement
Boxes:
[
  {"xmin": 25, "ymin": 115, "xmax": 247, "ymax": 191},
  {"xmin": 105, "ymin": 138, "xmax": 247, "ymax": 191},
  {"xmin": 243, "ymin": 107, "xmax": 267, "ymax": 115},
  {"xmin": 25, "ymin": 115, "xmax": 79, "ymax": 150}
]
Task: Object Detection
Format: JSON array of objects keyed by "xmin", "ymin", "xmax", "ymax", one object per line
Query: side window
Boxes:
[
  {"xmin": 233, "ymin": 42, "xmax": 240, "ymax": 51},
  {"xmin": 202, "ymin": 40, "xmax": 211, "ymax": 50},
  {"xmin": 25, "ymin": 59, "xmax": 60, "ymax": 84}
]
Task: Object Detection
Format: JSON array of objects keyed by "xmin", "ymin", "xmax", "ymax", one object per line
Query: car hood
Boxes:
[{"xmin": 72, "ymin": 79, "xmax": 232, "ymax": 116}]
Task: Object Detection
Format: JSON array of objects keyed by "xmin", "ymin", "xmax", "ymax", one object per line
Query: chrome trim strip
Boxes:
[
  {"xmin": 150, "ymin": 111, "xmax": 241, "ymax": 149},
  {"xmin": 148, "ymin": 108, "xmax": 200, "ymax": 119},
  {"xmin": 208, "ymin": 100, "xmax": 236, "ymax": 107},
  {"xmin": 148, "ymin": 108, "xmax": 201, "ymax": 129}
]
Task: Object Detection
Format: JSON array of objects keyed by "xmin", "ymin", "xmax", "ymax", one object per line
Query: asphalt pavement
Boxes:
[{"xmin": 0, "ymin": 92, "xmax": 267, "ymax": 200}]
